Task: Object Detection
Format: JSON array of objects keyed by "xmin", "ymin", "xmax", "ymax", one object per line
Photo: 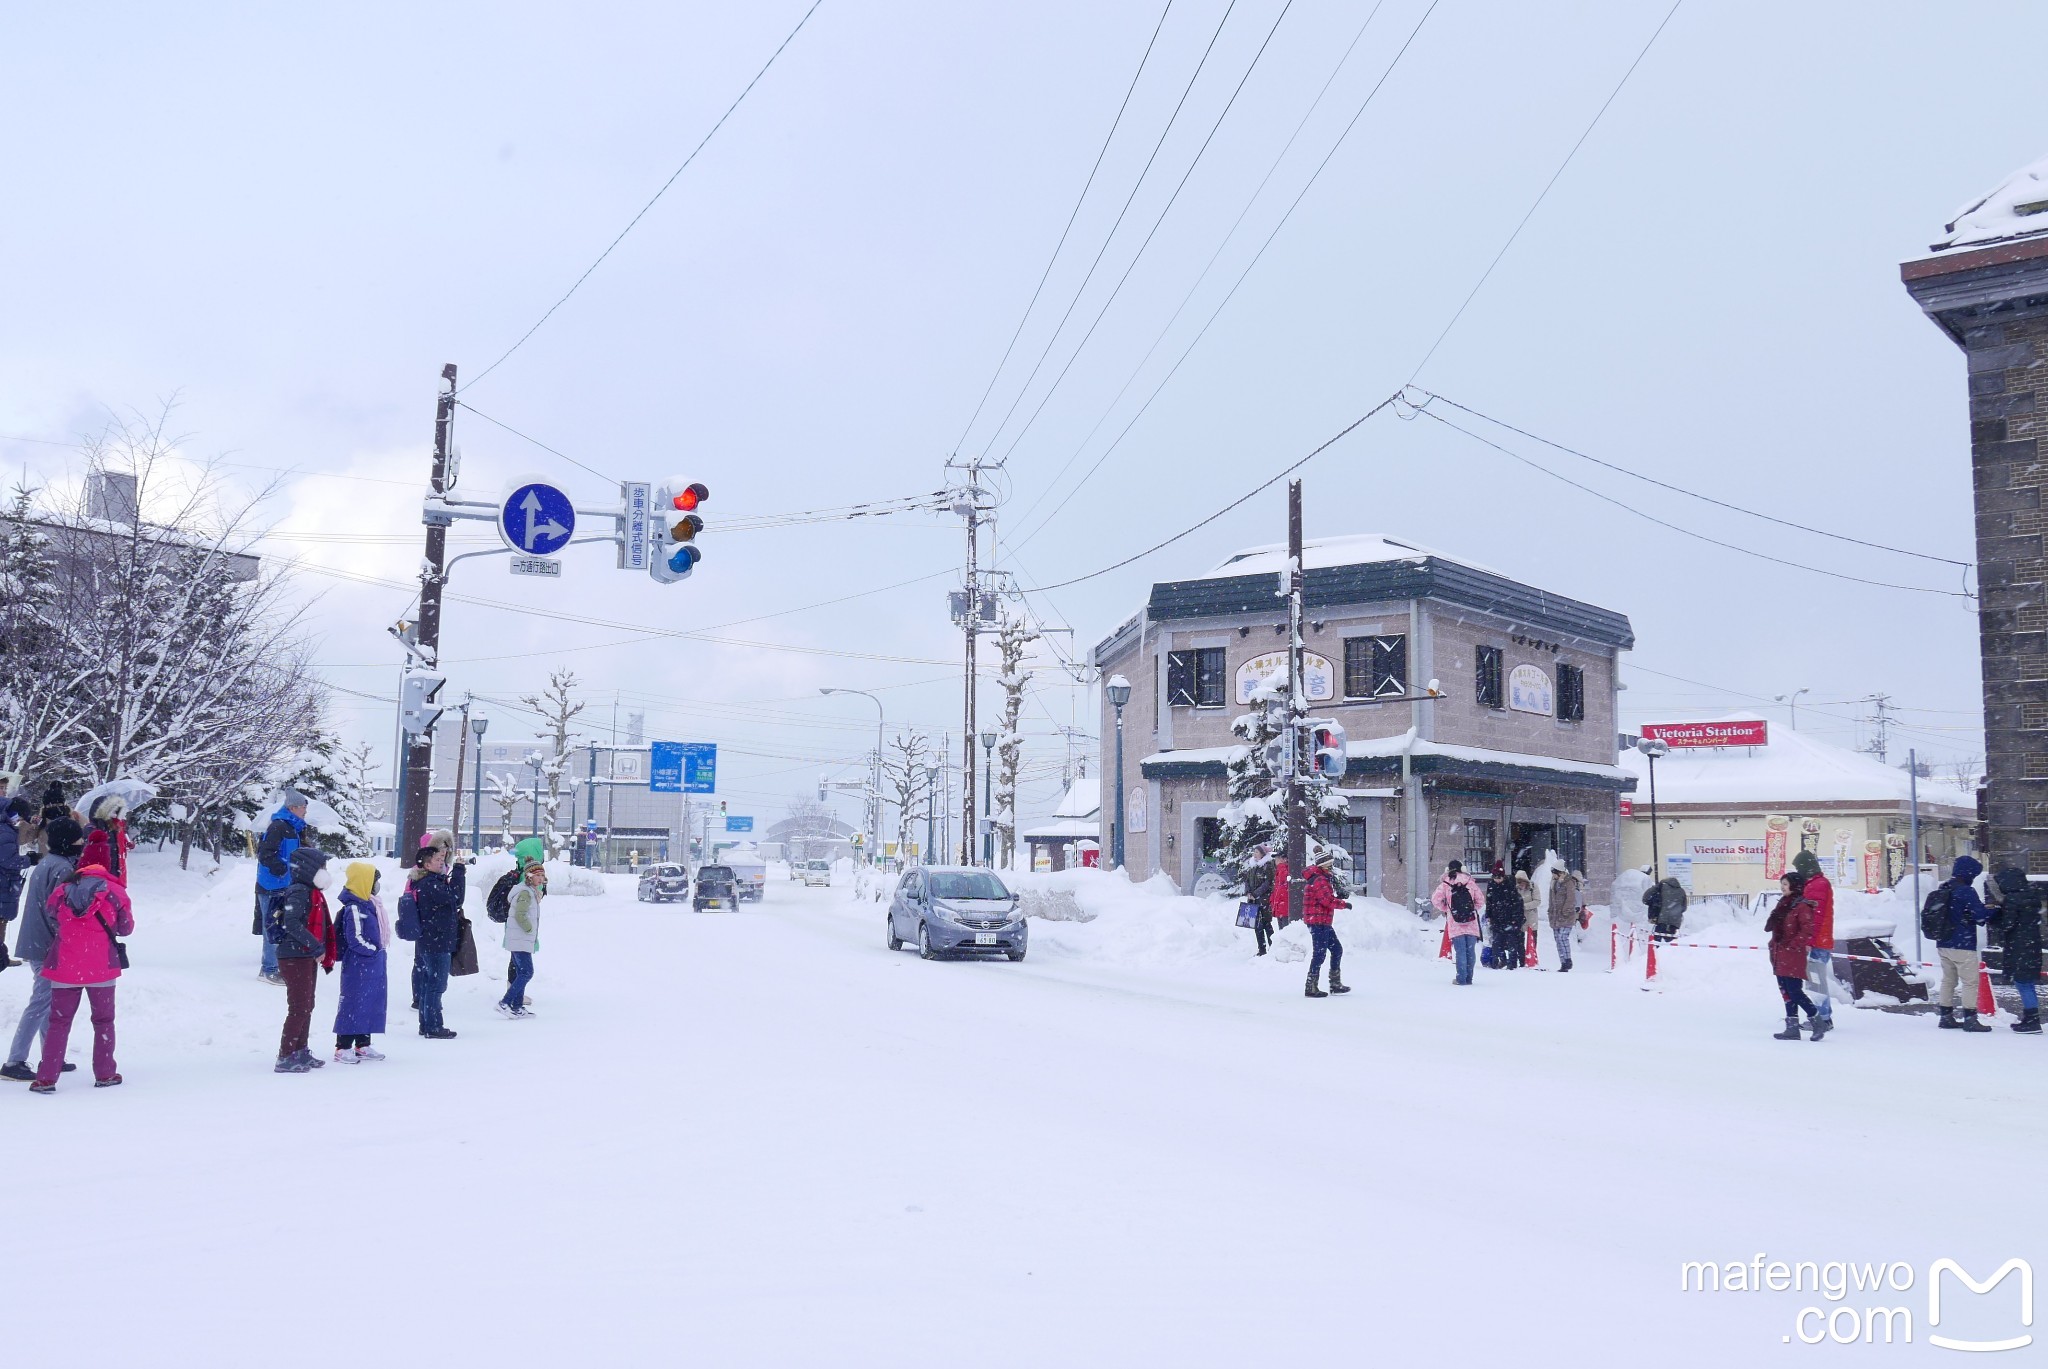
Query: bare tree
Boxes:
[
  {"xmin": 1944, "ymin": 756, "xmax": 1985, "ymax": 790},
  {"xmin": 880, "ymin": 729, "xmax": 933, "ymax": 860},
  {"xmin": 990, "ymin": 616, "xmax": 1038, "ymax": 869},
  {"xmin": 520, "ymin": 669, "xmax": 586, "ymax": 855},
  {"xmin": 782, "ymin": 794, "xmax": 841, "ymax": 863}
]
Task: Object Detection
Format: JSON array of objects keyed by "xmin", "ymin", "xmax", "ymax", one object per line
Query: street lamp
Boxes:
[
  {"xmin": 1774, "ymin": 687, "xmax": 1810, "ymax": 731},
  {"xmin": 1636, "ymin": 735, "xmax": 1670, "ymax": 913},
  {"xmin": 980, "ymin": 730, "xmax": 997, "ymax": 868},
  {"xmin": 526, "ymin": 749, "xmax": 546, "ymax": 848},
  {"xmin": 924, "ymin": 763, "xmax": 940, "ymax": 864},
  {"xmin": 1106, "ymin": 675, "xmax": 1132, "ymax": 872},
  {"xmin": 821, "ymin": 687, "xmax": 884, "ymax": 864},
  {"xmin": 469, "ymin": 712, "xmax": 489, "ymax": 856}
]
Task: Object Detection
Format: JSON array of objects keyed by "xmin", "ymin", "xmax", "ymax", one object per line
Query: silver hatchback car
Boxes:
[{"xmin": 887, "ymin": 866, "xmax": 1027, "ymax": 961}]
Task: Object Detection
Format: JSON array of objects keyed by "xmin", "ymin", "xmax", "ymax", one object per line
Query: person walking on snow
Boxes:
[
  {"xmin": 1546, "ymin": 865, "xmax": 1583, "ymax": 973},
  {"xmin": 498, "ymin": 861, "xmax": 543, "ymax": 1019},
  {"xmin": 1765, "ymin": 871, "xmax": 1823, "ymax": 1040},
  {"xmin": 1298, "ymin": 852, "xmax": 1349, "ymax": 998},
  {"xmin": 1485, "ymin": 862, "xmax": 1524, "ymax": 970},
  {"xmin": 410, "ymin": 844, "xmax": 466, "ymax": 1040},
  {"xmin": 0, "ymin": 817, "xmax": 84, "ymax": 1082},
  {"xmin": 1789, "ymin": 850, "xmax": 1837, "ymax": 1038},
  {"xmin": 272, "ymin": 848, "xmax": 337, "ymax": 1073},
  {"xmin": 1992, "ymin": 867, "xmax": 2043, "ymax": 1034},
  {"xmin": 1432, "ymin": 859, "xmax": 1485, "ymax": 985},
  {"xmin": 333, "ymin": 862, "xmax": 390, "ymax": 1062},
  {"xmin": 0, "ymin": 796, "xmax": 32, "ymax": 955},
  {"xmin": 254, "ymin": 790, "xmax": 310, "ymax": 986},
  {"xmin": 1932, "ymin": 855, "xmax": 1995, "ymax": 1032},
  {"xmin": 30, "ymin": 839, "xmax": 134, "ymax": 1092}
]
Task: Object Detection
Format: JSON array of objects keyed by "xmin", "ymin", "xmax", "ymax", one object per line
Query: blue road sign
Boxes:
[
  {"xmin": 500, "ymin": 482, "xmax": 576, "ymax": 557},
  {"xmin": 724, "ymin": 815, "xmax": 753, "ymax": 833},
  {"xmin": 649, "ymin": 741, "xmax": 717, "ymax": 794}
]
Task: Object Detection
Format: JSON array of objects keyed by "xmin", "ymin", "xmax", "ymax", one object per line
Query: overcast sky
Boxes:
[{"xmin": 2, "ymin": 0, "xmax": 2034, "ymax": 827}]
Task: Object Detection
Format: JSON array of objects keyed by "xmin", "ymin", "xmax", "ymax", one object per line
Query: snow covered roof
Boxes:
[
  {"xmin": 1930, "ymin": 153, "xmax": 2048, "ymax": 252},
  {"xmin": 1139, "ymin": 733, "xmax": 1632, "ymax": 787},
  {"xmin": 1190, "ymin": 533, "xmax": 1501, "ymax": 581},
  {"xmin": 1052, "ymin": 776, "xmax": 1099, "ymax": 820},
  {"xmin": 1615, "ymin": 715, "xmax": 1976, "ymax": 812},
  {"xmin": 1021, "ymin": 816, "xmax": 1100, "ymax": 841}
]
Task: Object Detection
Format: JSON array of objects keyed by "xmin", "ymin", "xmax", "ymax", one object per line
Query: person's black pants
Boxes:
[
  {"xmin": 1254, "ymin": 911, "xmax": 1273, "ymax": 954},
  {"xmin": 1309, "ymin": 923, "xmax": 1342, "ymax": 976}
]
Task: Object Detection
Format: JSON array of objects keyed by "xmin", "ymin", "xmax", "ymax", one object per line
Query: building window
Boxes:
[
  {"xmin": 1344, "ymin": 634, "xmax": 1407, "ymax": 700},
  {"xmin": 1557, "ymin": 663, "xmax": 1585, "ymax": 723},
  {"xmin": 1463, "ymin": 818, "xmax": 1497, "ymax": 873},
  {"xmin": 1557, "ymin": 823, "xmax": 1586, "ymax": 873},
  {"xmin": 1475, "ymin": 646, "xmax": 1505, "ymax": 710},
  {"xmin": 1317, "ymin": 817, "xmax": 1369, "ymax": 887},
  {"xmin": 1196, "ymin": 816, "xmax": 1225, "ymax": 859},
  {"xmin": 1166, "ymin": 648, "xmax": 1227, "ymax": 708}
]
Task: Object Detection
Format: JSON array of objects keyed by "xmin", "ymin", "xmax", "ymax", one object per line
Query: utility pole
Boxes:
[
  {"xmin": 1862, "ymin": 693, "xmax": 1894, "ymax": 765},
  {"xmin": 400, "ymin": 362, "xmax": 457, "ymax": 855},
  {"xmin": 961, "ymin": 486, "xmax": 981, "ymax": 867},
  {"xmin": 1284, "ymin": 479, "xmax": 1308, "ymax": 925}
]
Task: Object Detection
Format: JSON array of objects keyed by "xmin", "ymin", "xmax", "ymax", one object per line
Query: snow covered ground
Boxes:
[{"xmin": 4, "ymin": 852, "xmax": 2038, "ymax": 1365}]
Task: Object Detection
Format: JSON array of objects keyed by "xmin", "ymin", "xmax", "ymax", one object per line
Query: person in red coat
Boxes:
[
  {"xmin": 1789, "ymin": 849, "xmax": 1836, "ymax": 1038},
  {"xmin": 1765, "ymin": 871, "xmax": 1822, "ymax": 1041},
  {"xmin": 1301, "ymin": 851, "xmax": 1349, "ymax": 998}
]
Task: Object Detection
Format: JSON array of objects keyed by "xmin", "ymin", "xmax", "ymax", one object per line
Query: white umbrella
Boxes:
[{"xmin": 74, "ymin": 777, "xmax": 157, "ymax": 819}]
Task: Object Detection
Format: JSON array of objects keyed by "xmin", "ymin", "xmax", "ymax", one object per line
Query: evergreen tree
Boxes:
[
  {"xmin": 280, "ymin": 730, "xmax": 370, "ymax": 857},
  {"xmin": 1216, "ymin": 673, "xmax": 1351, "ymax": 909}
]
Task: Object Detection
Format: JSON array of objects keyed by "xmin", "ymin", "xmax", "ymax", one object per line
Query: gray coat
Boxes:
[{"xmin": 15, "ymin": 852, "xmax": 74, "ymax": 963}]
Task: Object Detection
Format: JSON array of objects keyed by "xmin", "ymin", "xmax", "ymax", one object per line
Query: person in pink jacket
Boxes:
[
  {"xmin": 31, "ymin": 855, "xmax": 133, "ymax": 1093},
  {"xmin": 1431, "ymin": 859, "xmax": 1485, "ymax": 985}
]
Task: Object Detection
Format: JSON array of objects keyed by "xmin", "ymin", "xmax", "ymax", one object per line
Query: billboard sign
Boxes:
[
  {"xmin": 649, "ymin": 741, "xmax": 717, "ymax": 794},
  {"xmin": 1640, "ymin": 720, "xmax": 1769, "ymax": 748}
]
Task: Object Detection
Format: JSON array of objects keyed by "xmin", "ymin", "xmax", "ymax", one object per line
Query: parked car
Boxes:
[
  {"xmin": 636, "ymin": 863, "xmax": 689, "ymax": 904},
  {"xmin": 801, "ymin": 860, "xmax": 832, "ymax": 887},
  {"xmin": 693, "ymin": 864, "xmax": 739, "ymax": 912},
  {"xmin": 887, "ymin": 866, "xmax": 1026, "ymax": 961}
]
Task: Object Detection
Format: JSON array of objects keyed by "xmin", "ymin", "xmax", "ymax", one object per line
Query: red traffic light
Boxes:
[{"xmin": 673, "ymin": 482, "xmax": 708, "ymax": 512}]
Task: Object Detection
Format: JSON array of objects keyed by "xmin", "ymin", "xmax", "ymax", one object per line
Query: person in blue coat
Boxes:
[
  {"xmin": 1934, "ymin": 855, "xmax": 1995, "ymax": 1032},
  {"xmin": 333, "ymin": 861, "xmax": 389, "ymax": 1062},
  {"xmin": 408, "ymin": 845, "xmax": 466, "ymax": 1040},
  {"xmin": 253, "ymin": 790, "xmax": 309, "ymax": 985}
]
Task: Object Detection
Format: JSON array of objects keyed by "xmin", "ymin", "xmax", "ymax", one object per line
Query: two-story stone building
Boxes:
[{"xmin": 1092, "ymin": 534, "xmax": 1637, "ymax": 910}]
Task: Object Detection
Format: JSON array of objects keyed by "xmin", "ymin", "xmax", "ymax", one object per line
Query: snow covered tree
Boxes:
[
  {"xmin": 880, "ymin": 729, "xmax": 933, "ymax": 860},
  {"xmin": 487, "ymin": 770, "xmax": 528, "ymax": 851},
  {"xmin": 520, "ymin": 669, "xmax": 586, "ymax": 856},
  {"xmin": 781, "ymin": 795, "xmax": 840, "ymax": 863},
  {"xmin": 990, "ymin": 616, "xmax": 1037, "ymax": 869},
  {"xmin": 1215, "ymin": 670, "xmax": 1349, "ymax": 909},
  {"xmin": 280, "ymin": 729, "xmax": 374, "ymax": 858}
]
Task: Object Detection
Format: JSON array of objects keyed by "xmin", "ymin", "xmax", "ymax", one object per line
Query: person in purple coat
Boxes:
[{"xmin": 332, "ymin": 862, "xmax": 389, "ymax": 1063}]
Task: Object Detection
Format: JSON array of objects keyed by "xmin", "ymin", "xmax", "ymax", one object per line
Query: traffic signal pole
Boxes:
[
  {"xmin": 1285, "ymin": 479, "xmax": 1307, "ymax": 925},
  {"xmin": 401, "ymin": 362, "xmax": 458, "ymax": 857}
]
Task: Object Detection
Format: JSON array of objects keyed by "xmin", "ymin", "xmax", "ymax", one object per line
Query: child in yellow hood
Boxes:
[{"xmin": 332, "ymin": 861, "xmax": 390, "ymax": 1062}]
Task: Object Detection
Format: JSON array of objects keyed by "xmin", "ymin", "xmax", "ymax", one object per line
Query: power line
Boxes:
[
  {"xmin": 1408, "ymin": 0, "xmax": 1682, "ymax": 382},
  {"xmin": 1415, "ymin": 390, "xmax": 1970, "ymax": 568},
  {"xmin": 973, "ymin": 0, "xmax": 1244, "ymax": 461},
  {"xmin": 951, "ymin": 0, "xmax": 1175, "ymax": 456},
  {"xmin": 455, "ymin": 402, "xmax": 618, "ymax": 483},
  {"xmin": 1415, "ymin": 406, "xmax": 1972, "ymax": 598},
  {"xmin": 1024, "ymin": 390, "xmax": 1400, "ymax": 592},
  {"xmin": 1006, "ymin": 0, "xmax": 1442, "ymax": 551},
  {"xmin": 460, "ymin": 0, "xmax": 828, "ymax": 393}
]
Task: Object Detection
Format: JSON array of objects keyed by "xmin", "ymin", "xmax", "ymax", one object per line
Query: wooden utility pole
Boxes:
[
  {"xmin": 959, "ymin": 485, "xmax": 981, "ymax": 866},
  {"xmin": 1285, "ymin": 479, "xmax": 1308, "ymax": 923},
  {"xmin": 400, "ymin": 362, "xmax": 457, "ymax": 855}
]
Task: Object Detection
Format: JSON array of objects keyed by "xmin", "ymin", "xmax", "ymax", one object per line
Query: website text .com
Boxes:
[{"xmin": 1679, "ymin": 1256, "xmax": 2033, "ymax": 1350}]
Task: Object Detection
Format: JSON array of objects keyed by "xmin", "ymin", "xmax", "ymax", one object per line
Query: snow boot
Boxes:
[
  {"xmin": 275, "ymin": 1055, "xmax": 313, "ymax": 1074},
  {"xmin": 1808, "ymin": 1016, "xmax": 1831, "ymax": 1042},
  {"xmin": 2011, "ymin": 1009, "xmax": 2042, "ymax": 1034},
  {"xmin": 1937, "ymin": 1007, "xmax": 1958, "ymax": 1029},
  {"xmin": 0, "ymin": 1062, "xmax": 32, "ymax": 1082},
  {"xmin": 1959, "ymin": 1010, "xmax": 1993, "ymax": 1033},
  {"xmin": 1560, "ymin": 958, "xmax": 1573, "ymax": 973},
  {"xmin": 93, "ymin": 1074, "xmax": 121, "ymax": 1088},
  {"xmin": 28, "ymin": 1080, "xmax": 55, "ymax": 1094},
  {"xmin": 1328, "ymin": 967, "xmax": 1352, "ymax": 995},
  {"xmin": 1304, "ymin": 969, "xmax": 1327, "ymax": 999},
  {"xmin": 1773, "ymin": 1016, "xmax": 1802, "ymax": 1041}
]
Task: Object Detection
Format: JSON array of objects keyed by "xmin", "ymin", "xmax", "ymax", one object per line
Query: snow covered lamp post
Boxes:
[
  {"xmin": 1636, "ymin": 736, "xmax": 1670, "ymax": 882},
  {"xmin": 1106, "ymin": 675, "xmax": 1132, "ymax": 872},
  {"xmin": 820, "ymin": 688, "xmax": 885, "ymax": 865},
  {"xmin": 526, "ymin": 749, "xmax": 545, "ymax": 847},
  {"xmin": 1775, "ymin": 687, "xmax": 1809, "ymax": 732},
  {"xmin": 469, "ymin": 712, "xmax": 488, "ymax": 857},
  {"xmin": 980, "ymin": 731, "xmax": 997, "ymax": 867}
]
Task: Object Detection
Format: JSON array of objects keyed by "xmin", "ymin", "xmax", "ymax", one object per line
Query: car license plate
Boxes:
[{"xmin": 974, "ymin": 932, "xmax": 997, "ymax": 945}]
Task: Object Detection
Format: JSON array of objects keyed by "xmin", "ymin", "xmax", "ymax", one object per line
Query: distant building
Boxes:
[
  {"xmin": 1901, "ymin": 152, "xmax": 2048, "ymax": 875},
  {"xmin": 1616, "ymin": 718, "xmax": 1976, "ymax": 895},
  {"xmin": 1092, "ymin": 534, "xmax": 1636, "ymax": 908},
  {"xmin": 1022, "ymin": 775, "xmax": 1099, "ymax": 871}
]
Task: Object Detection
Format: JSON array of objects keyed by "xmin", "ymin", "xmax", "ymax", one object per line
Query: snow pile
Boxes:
[
  {"xmin": 466, "ymin": 850, "xmax": 604, "ymax": 899},
  {"xmin": 1934, "ymin": 152, "xmax": 2048, "ymax": 251}
]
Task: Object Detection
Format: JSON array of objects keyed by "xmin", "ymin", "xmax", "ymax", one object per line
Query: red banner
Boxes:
[
  {"xmin": 1763, "ymin": 815, "xmax": 1789, "ymax": 881},
  {"xmin": 1640, "ymin": 720, "xmax": 1769, "ymax": 748}
]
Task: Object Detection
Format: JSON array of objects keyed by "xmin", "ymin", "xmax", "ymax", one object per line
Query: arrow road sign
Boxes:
[{"xmin": 499, "ymin": 482, "xmax": 576, "ymax": 556}]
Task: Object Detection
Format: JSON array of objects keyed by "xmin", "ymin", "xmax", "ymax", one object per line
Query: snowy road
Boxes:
[{"xmin": 6, "ymin": 859, "xmax": 2040, "ymax": 1365}]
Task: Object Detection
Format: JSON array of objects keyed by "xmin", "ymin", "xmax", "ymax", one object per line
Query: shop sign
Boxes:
[
  {"xmin": 1234, "ymin": 651, "xmax": 1335, "ymax": 704},
  {"xmin": 1508, "ymin": 664, "xmax": 1553, "ymax": 715},
  {"xmin": 1684, "ymin": 838, "xmax": 1767, "ymax": 865},
  {"xmin": 1640, "ymin": 719, "xmax": 1770, "ymax": 748}
]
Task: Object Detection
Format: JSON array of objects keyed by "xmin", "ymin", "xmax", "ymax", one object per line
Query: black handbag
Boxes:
[
  {"xmin": 449, "ymin": 917, "xmax": 480, "ymax": 977},
  {"xmin": 94, "ymin": 909, "xmax": 130, "ymax": 971}
]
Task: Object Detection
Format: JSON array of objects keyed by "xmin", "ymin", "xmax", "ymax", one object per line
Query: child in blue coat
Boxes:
[{"xmin": 333, "ymin": 862, "xmax": 390, "ymax": 1062}]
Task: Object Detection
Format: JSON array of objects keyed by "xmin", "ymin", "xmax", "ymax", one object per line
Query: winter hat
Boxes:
[
  {"xmin": 1791, "ymin": 849, "xmax": 1821, "ymax": 878},
  {"xmin": 418, "ymin": 831, "xmax": 438, "ymax": 850},
  {"xmin": 427, "ymin": 828, "xmax": 455, "ymax": 852},
  {"xmin": 1490, "ymin": 860, "xmax": 1507, "ymax": 879},
  {"xmin": 91, "ymin": 794, "xmax": 127, "ymax": 822},
  {"xmin": 281, "ymin": 787, "xmax": 309, "ymax": 812},
  {"xmin": 45, "ymin": 816, "xmax": 84, "ymax": 859},
  {"xmin": 344, "ymin": 861, "xmax": 380, "ymax": 899}
]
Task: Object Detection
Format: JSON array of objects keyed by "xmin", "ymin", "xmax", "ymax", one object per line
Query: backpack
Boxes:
[
  {"xmin": 395, "ymin": 886, "xmax": 420, "ymax": 942},
  {"xmin": 1449, "ymin": 880, "xmax": 1476, "ymax": 923},
  {"xmin": 1920, "ymin": 881, "xmax": 1953, "ymax": 942},
  {"xmin": 486, "ymin": 868, "xmax": 521, "ymax": 924}
]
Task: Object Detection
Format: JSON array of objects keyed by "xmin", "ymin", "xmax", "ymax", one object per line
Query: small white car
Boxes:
[{"xmin": 801, "ymin": 860, "xmax": 832, "ymax": 887}]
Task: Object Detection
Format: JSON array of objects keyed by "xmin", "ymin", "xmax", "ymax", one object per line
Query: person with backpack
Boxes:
[
  {"xmin": 1432, "ymin": 859, "xmax": 1485, "ymax": 985},
  {"xmin": 1766, "ymin": 871, "xmax": 1824, "ymax": 1040},
  {"xmin": 0, "ymin": 817, "xmax": 83, "ymax": 1082},
  {"xmin": 1991, "ymin": 867, "xmax": 2043, "ymax": 1034},
  {"xmin": 410, "ymin": 844, "xmax": 466, "ymax": 1040},
  {"xmin": 1299, "ymin": 851, "xmax": 1349, "ymax": 998},
  {"xmin": 30, "ymin": 836, "xmax": 134, "ymax": 1092},
  {"xmin": 1644, "ymin": 873, "xmax": 1687, "ymax": 941},
  {"xmin": 0, "ymin": 796, "xmax": 32, "ymax": 955},
  {"xmin": 1789, "ymin": 850, "xmax": 1838, "ymax": 1038},
  {"xmin": 272, "ymin": 848, "xmax": 337, "ymax": 1074},
  {"xmin": 1485, "ymin": 862, "xmax": 1525, "ymax": 970},
  {"xmin": 253, "ymin": 790, "xmax": 309, "ymax": 986},
  {"xmin": 486, "ymin": 852, "xmax": 543, "ymax": 1005},
  {"xmin": 1925, "ymin": 855, "xmax": 1995, "ymax": 1032},
  {"xmin": 498, "ymin": 860, "xmax": 544, "ymax": 1019},
  {"xmin": 332, "ymin": 861, "xmax": 390, "ymax": 1063}
]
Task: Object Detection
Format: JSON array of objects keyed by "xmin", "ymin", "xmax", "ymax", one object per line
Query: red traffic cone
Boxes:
[
  {"xmin": 1525, "ymin": 923, "xmax": 1539, "ymax": 969},
  {"xmin": 1644, "ymin": 936, "xmax": 1659, "ymax": 982},
  {"xmin": 1977, "ymin": 958, "xmax": 1997, "ymax": 1017},
  {"xmin": 1438, "ymin": 921, "xmax": 1452, "ymax": 959}
]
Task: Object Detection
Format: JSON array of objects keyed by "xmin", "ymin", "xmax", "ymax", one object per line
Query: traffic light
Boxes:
[
  {"xmin": 1310, "ymin": 720, "xmax": 1348, "ymax": 778},
  {"xmin": 400, "ymin": 672, "xmax": 446, "ymax": 737},
  {"xmin": 650, "ymin": 480, "xmax": 710, "ymax": 583}
]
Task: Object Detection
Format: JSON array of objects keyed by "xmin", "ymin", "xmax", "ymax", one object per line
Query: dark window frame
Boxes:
[
  {"xmin": 1557, "ymin": 662, "xmax": 1586, "ymax": 724},
  {"xmin": 1167, "ymin": 647, "xmax": 1228, "ymax": 708},
  {"xmin": 1475, "ymin": 645, "xmax": 1505, "ymax": 710},
  {"xmin": 1557, "ymin": 823, "xmax": 1587, "ymax": 873},
  {"xmin": 1463, "ymin": 818, "xmax": 1498, "ymax": 873},
  {"xmin": 1343, "ymin": 634, "xmax": 1407, "ymax": 701}
]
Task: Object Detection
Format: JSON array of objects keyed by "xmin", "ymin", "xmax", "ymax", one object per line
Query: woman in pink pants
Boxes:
[{"xmin": 30, "ymin": 852, "xmax": 133, "ymax": 1093}]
